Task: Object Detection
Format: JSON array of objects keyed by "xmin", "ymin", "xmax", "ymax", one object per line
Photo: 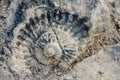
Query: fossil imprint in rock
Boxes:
[
  {"xmin": 10, "ymin": 7, "xmax": 90, "ymax": 73},
  {"xmin": 34, "ymin": 26, "xmax": 80, "ymax": 67}
]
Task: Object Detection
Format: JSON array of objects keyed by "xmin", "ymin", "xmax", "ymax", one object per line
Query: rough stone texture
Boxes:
[
  {"xmin": 62, "ymin": 44, "xmax": 120, "ymax": 80},
  {"xmin": 0, "ymin": 0, "xmax": 120, "ymax": 80}
]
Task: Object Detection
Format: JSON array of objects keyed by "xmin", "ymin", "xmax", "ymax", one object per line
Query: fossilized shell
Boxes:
[
  {"xmin": 9, "ymin": 6, "xmax": 90, "ymax": 74},
  {"xmin": 34, "ymin": 26, "xmax": 80, "ymax": 68}
]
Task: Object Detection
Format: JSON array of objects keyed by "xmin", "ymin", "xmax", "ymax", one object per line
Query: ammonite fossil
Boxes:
[{"xmin": 7, "ymin": 2, "xmax": 90, "ymax": 76}]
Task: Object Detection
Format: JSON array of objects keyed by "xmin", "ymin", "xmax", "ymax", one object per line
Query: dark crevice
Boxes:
[
  {"xmin": 25, "ymin": 23, "xmax": 37, "ymax": 41},
  {"xmin": 19, "ymin": 29, "xmax": 34, "ymax": 40},
  {"xmin": 59, "ymin": 12, "xmax": 69, "ymax": 24},
  {"xmin": 29, "ymin": 18, "xmax": 36, "ymax": 26},
  {"xmin": 0, "ymin": 47, "xmax": 5, "ymax": 55},
  {"xmin": 14, "ymin": 2, "xmax": 27, "ymax": 27},
  {"xmin": 77, "ymin": 17, "xmax": 89, "ymax": 26},
  {"xmin": 17, "ymin": 35, "xmax": 26, "ymax": 41},
  {"xmin": 6, "ymin": 2, "xmax": 28, "ymax": 41},
  {"xmin": 53, "ymin": 8, "xmax": 62, "ymax": 23},
  {"xmin": 47, "ymin": 10, "xmax": 53, "ymax": 24},
  {"xmin": 31, "ymin": 0, "xmax": 55, "ymax": 8},
  {"xmin": 34, "ymin": 16, "xmax": 40, "ymax": 23},
  {"xmin": 6, "ymin": 0, "xmax": 12, "ymax": 8}
]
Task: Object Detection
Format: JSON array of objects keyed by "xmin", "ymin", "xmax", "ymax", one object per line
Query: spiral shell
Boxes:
[
  {"xmin": 9, "ymin": 5, "xmax": 90, "ymax": 75},
  {"xmin": 34, "ymin": 26, "xmax": 80, "ymax": 68}
]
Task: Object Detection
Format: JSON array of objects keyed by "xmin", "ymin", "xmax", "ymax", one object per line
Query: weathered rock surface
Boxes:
[
  {"xmin": 63, "ymin": 44, "xmax": 120, "ymax": 80},
  {"xmin": 0, "ymin": 0, "xmax": 120, "ymax": 80}
]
